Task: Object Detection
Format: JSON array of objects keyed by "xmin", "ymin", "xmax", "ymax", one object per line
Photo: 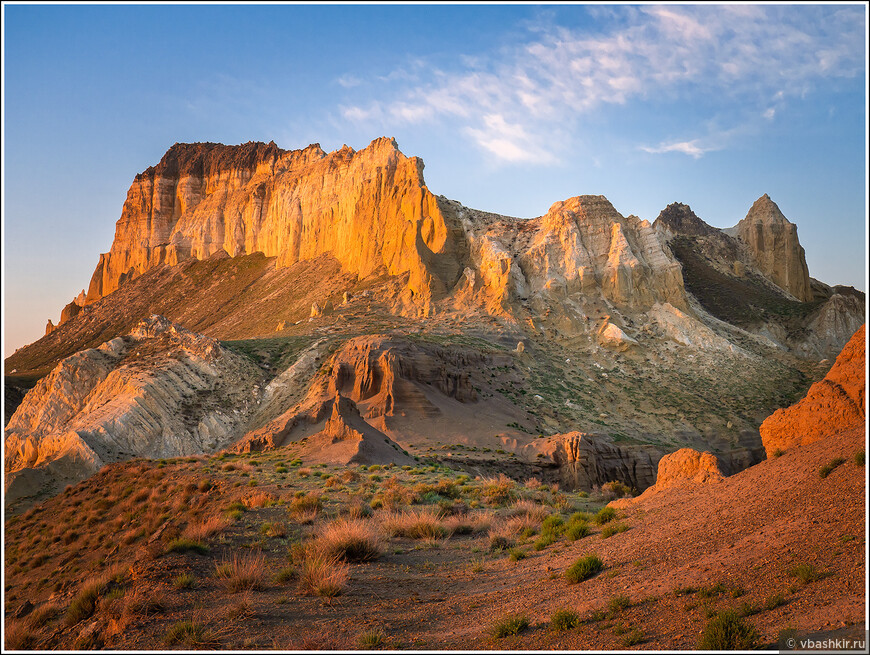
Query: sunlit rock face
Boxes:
[
  {"xmin": 760, "ymin": 324, "xmax": 865, "ymax": 457},
  {"xmin": 86, "ymin": 138, "xmax": 467, "ymax": 316},
  {"xmin": 4, "ymin": 316, "xmax": 263, "ymax": 503},
  {"xmin": 84, "ymin": 138, "xmax": 688, "ymax": 326},
  {"xmin": 734, "ymin": 194, "xmax": 812, "ymax": 302}
]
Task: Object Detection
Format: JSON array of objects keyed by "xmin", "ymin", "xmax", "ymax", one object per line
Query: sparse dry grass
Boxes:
[
  {"xmin": 310, "ymin": 518, "xmax": 383, "ymax": 562},
  {"xmin": 214, "ymin": 552, "xmax": 266, "ymax": 593},
  {"xmin": 380, "ymin": 507, "xmax": 448, "ymax": 540},
  {"xmin": 299, "ymin": 553, "xmax": 350, "ymax": 597},
  {"xmin": 183, "ymin": 515, "xmax": 229, "ymax": 542}
]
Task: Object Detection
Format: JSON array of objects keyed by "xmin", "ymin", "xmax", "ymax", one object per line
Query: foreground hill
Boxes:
[{"xmin": 3, "ymin": 372, "xmax": 863, "ymax": 649}]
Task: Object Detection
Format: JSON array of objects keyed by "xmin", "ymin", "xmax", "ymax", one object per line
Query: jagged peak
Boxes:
[
  {"xmin": 654, "ymin": 202, "xmax": 718, "ymax": 237},
  {"xmin": 742, "ymin": 193, "xmax": 791, "ymax": 225}
]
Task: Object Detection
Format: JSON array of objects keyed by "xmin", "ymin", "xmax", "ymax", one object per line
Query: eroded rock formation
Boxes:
[
  {"xmin": 654, "ymin": 448, "xmax": 725, "ymax": 488},
  {"xmin": 734, "ymin": 194, "xmax": 812, "ymax": 302},
  {"xmin": 85, "ymin": 138, "xmax": 466, "ymax": 315},
  {"xmin": 523, "ymin": 432, "xmax": 660, "ymax": 492},
  {"xmin": 760, "ymin": 324, "xmax": 865, "ymax": 457},
  {"xmin": 5, "ymin": 316, "xmax": 263, "ymax": 503}
]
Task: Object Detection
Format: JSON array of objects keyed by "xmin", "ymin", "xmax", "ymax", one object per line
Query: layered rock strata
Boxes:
[{"xmin": 4, "ymin": 316, "xmax": 263, "ymax": 503}]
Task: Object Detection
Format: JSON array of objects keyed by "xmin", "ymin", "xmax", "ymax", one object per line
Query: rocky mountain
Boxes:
[{"xmin": 4, "ymin": 137, "xmax": 865, "ymax": 508}]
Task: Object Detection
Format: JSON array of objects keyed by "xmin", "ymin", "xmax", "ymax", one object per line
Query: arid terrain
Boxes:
[{"xmin": 3, "ymin": 138, "xmax": 866, "ymax": 650}]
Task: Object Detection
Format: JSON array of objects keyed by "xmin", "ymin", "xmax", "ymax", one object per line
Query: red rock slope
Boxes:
[{"xmin": 760, "ymin": 325, "xmax": 865, "ymax": 457}]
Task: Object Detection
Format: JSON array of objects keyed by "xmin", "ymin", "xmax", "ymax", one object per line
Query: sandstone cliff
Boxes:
[
  {"xmin": 521, "ymin": 432, "xmax": 661, "ymax": 492},
  {"xmin": 4, "ymin": 316, "xmax": 263, "ymax": 505},
  {"xmin": 82, "ymin": 138, "xmax": 690, "ymax": 329},
  {"xmin": 733, "ymin": 194, "xmax": 812, "ymax": 302},
  {"xmin": 760, "ymin": 324, "xmax": 865, "ymax": 457},
  {"xmin": 86, "ymin": 138, "xmax": 468, "ymax": 315}
]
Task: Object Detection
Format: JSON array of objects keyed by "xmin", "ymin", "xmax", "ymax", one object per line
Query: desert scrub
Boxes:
[
  {"xmin": 540, "ymin": 515, "xmax": 565, "ymax": 537},
  {"xmin": 214, "ymin": 552, "xmax": 266, "ymax": 592},
  {"xmin": 311, "ymin": 518, "xmax": 383, "ymax": 562},
  {"xmin": 508, "ymin": 547, "xmax": 527, "ymax": 562},
  {"xmin": 789, "ymin": 563, "xmax": 822, "ymax": 584},
  {"xmin": 819, "ymin": 458, "xmax": 846, "ymax": 478},
  {"xmin": 300, "ymin": 553, "xmax": 349, "ymax": 597},
  {"xmin": 622, "ymin": 627, "xmax": 645, "ymax": 646},
  {"xmin": 357, "ymin": 629, "xmax": 387, "ymax": 648},
  {"xmin": 183, "ymin": 516, "xmax": 229, "ymax": 541},
  {"xmin": 550, "ymin": 608, "xmax": 579, "ymax": 630},
  {"xmin": 566, "ymin": 521, "xmax": 590, "ymax": 541},
  {"xmin": 601, "ymin": 523, "xmax": 629, "ymax": 538},
  {"xmin": 260, "ymin": 521, "xmax": 287, "ymax": 538},
  {"xmin": 380, "ymin": 507, "xmax": 448, "ymax": 540},
  {"xmin": 289, "ymin": 492, "xmax": 322, "ymax": 519},
  {"xmin": 608, "ymin": 594, "xmax": 631, "ymax": 613},
  {"xmin": 565, "ymin": 554, "xmax": 604, "ymax": 583},
  {"xmin": 697, "ymin": 610, "xmax": 759, "ymax": 650},
  {"xmin": 173, "ymin": 573, "xmax": 196, "ymax": 589},
  {"xmin": 64, "ymin": 577, "xmax": 107, "ymax": 626},
  {"xmin": 164, "ymin": 620, "xmax": 218, "ymax": 647},
  {"xmin": 855, "ymin": 451, "xmax": 865, "ymax": 466},
  {"xmin": 593, "ymin": 507, "xmax": 616, "ymax": 525},
  {"xmin": 165, "ymin": 538, "xmax": 210, "ymax": 555},
  {"xmin": 491, "ymin": 614, "xmax": 530, "ymax": 638}
]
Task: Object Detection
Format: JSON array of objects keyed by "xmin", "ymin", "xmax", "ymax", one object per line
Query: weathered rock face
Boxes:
[
  {"xmin": 654, "ymin": 448, "xmax": 725, "ymax": 489},
  {"xmin": 523, "ymin": 432, "xmax": 660, "ymax": 492},
  {"xmin": 449, "ymin": 195, "xmax": 687, "ymax": 317},
  {"xmin": 734, "ymin": 194, "xmax": 812, "ymax": 302},
  {"xmin": 295, "ymin": 394, "xmax": 415, "ymax": 466},
  {"xmin": 234, "ymin": 334, "xmax": 504, "ymax": 452},
  {"xmin": 655, "ymin": 202, "xmax": 720, "ymax": 239},
  {"xmin": 86, "ymin": 138, "xmax": 467, "ymax": 315},
  {"xmin": 84, "ymin": 138, "xmax": 690, "ymax": 329},
  {"xmin": 760, "ymin": 325, "xmax": 865, "ymax": 457},
  {"xmin": 4, "ymin": 316, "xmax": 263, "ymax": 504}
]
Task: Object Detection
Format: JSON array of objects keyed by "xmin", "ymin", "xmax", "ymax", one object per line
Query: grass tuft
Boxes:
[
  {"xmin": 697, "ymin": 610, "xmax": 759, "ymax": 650},
  {"xmin": 565, "ymin": 554, "xmax": 604, "ymax": 584},
  {"xmin": 550, "ymin": 608, "xmax": 580, "ymax": 631},
  {"xmin": 491, "ymin": 614, "xmax": 530, "ymax": 638}
]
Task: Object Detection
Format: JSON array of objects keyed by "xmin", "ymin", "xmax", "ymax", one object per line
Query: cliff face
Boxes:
[
  {"xmin": 86, "ymin": 138, "xmax": 466, "ymax": 315},
  {"xmin": 84, "ymin": 138, "xmax": 689, "ymax": 325},
  {"xmin": 734, "ymin": 194, "xmax": 812, "ymax": 302}
]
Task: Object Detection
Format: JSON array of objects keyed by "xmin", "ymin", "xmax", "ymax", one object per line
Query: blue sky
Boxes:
[{"xmin": 3, "ymin": 3, "xmax": 867, "ymax": 357}]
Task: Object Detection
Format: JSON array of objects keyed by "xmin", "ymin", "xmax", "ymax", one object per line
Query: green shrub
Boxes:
[
  {"xmin": 622, "ymin": 627, "xmax": 645, "ymax": 646},
  {"xmin": 164, "ymin": 620, "xmax": 217, "ymax": 647},
  {"xmin": 601, "ymin": 523, "xmax": 629, "ymax": 538},
  {"xmin": 789, "ymin": 563, "xmax": 821, "ymax": 584},
  {"xmin": 533, "ymin": 534, "xmax": 556, "ymax": 551},
  {"xmin": 275, "ymin": 567, "xmax": 297, "ymax": 584},
  {"xmin": 508, "ymin": 548, "xmax": 527, "ymax": 562},
  {"xmin": 697, "ymin": 610, "xmax": 759, "ymax": 650},
  {"xmin": 173, "ymin": 573, "xmax": 196, "ymax": 589},
  {"xmin": 698, "ymin": 582, "xmax": 727, "ymax": 599},
  {"xmin": 594, "ymin": 507, "xmax": 616, "ymax": 525},
  {"xmin": 165, "ymin": 538, "xmax": 209, "ymax": 555},
  {"xmin": 541, "ymin": 515, "xmax": 564, "ymax": 536},
  {"xmin": 491, "ymin": 615, "xmax": 530, "ymax": 638},
  {"xmin": 608, "ymin": 594, "xmax": 631, "ymax": 613},
  {"xmin": 550, "ymin": 608, "xmax": 579, "ymax": 630},
  {"xmin": 855, "ymin": 451, "xmax": 865, "ymax": 466},
  {"xmin": 64, "ymin": 578, "xmax": 106, "ymax": 626},
  {"xmin": 565, "ymin": 554, "xmax": 604, "ymax": 583},
  {"xmin": 819, "ymin": 458, "xmax": 846, "ymax": 478},
  {"xmin": 566, "ymin": 522, "xmax": 590, "ymax": 541},
  {"xmin": 357, "ymin": 629, "xmax": 387, "ymax": 648}
]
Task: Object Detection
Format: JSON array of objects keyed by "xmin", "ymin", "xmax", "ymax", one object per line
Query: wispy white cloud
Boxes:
[
  {"xmin": 337, "ymin": 5, "xmax": 864, "ymax": 164},
  {"xmin": 641, "ymin": 140, "xmax": 712, "ymax": 159}
]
